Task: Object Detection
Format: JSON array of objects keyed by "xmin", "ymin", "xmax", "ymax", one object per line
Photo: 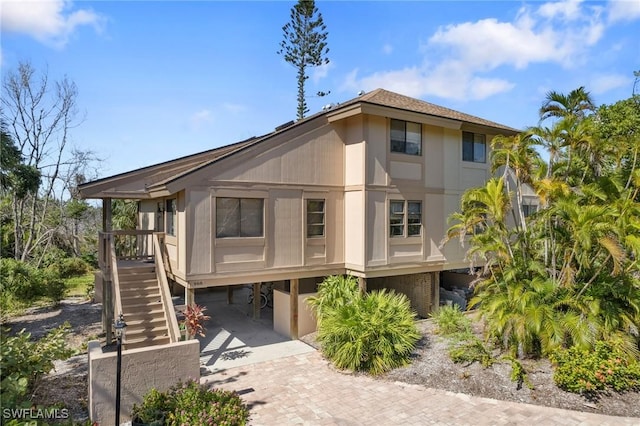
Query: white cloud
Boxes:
[
  {"xmin": 222, "ymin": 103, "xmax": 247, "ymax": 114},
  {"xmin": 538, "ymin": 0, "xmax": 584, "ymax": 21},
  {"xmin": 311, "ymin": 61, "xmax": 333, "ymax": 84},
  {"xmin": 382, "ymin": 43, "xmax": 393, "ymax": 55},
  {"xmin": 189, "ymin": 109, "xmax": 213, "ymax": 130},
  {"xmin": 341, "ymin": 64, "xmax": 514, "ymax": 101},
  {"xmin": 341, "ymin": 1, "xmax": 609, "ymax": 102},
  {"xmin": 1, "ymin": 0, "xmax": 104, "ymax": 48},
  {"xmin": 607, "ymin": 0, "xmax": 640, "ymax": 23},
  {"xmin": 590, "ymin": 73, "xmax": 631, "ymax": 94}
]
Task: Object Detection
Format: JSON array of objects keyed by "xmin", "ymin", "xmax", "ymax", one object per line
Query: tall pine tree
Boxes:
[{"xmin": 278, "ymin": 0, "xmax": 330, "ymax": 120}]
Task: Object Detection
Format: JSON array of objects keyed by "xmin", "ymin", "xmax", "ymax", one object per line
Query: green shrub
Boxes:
[
  {"xmin": 317, "ymin": 289, "xmax": 420, "ymax": 375},
  {"xmin": 80, "ymin": 250, "xmax": 98, "ymax": 269},
  {"xmin": 501, "ymin": 355, "xmax": 534, "ymax": 390},
  {"xmin": 132, "ymin": 380, "xmax": 250, "ymax": 426},
  {"xmin": 37, "ymin": 269, "xmax": 67, "ymax": 303},
  {"xmin": 307, "ymin": 275, "xmax": 360, "ymax": 326},
  {"xmin": 550, "ymin": 339, "xmax": 640, "ymax": 393},
  {"xmin": 431, "ymin": 305, "xmax": 472, "ymax": 336},
  {"xmin": 47, "ymin": 257, "xmax": 90, "ymax": 279},
  {"xmin": 0, "ymin": 258, "xmax": 41, "ymax": 301},
  {"xmin": 449, "ymin": 336, "xmax": 494, "ymax": 368},
  {"xmin": 0, "ymin": 324, "xmax": 73, "ymax": 409}
]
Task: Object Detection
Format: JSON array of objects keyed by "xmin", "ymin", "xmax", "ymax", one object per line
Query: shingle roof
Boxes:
[{"xmin": 348, "ymin": 88, "xmax": 520, "ymax": 133}]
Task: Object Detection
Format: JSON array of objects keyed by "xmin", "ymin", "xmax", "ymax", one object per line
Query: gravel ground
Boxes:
[{"xmin": 383, "ymin": 320, "xmax": 640, "ymax": 418}]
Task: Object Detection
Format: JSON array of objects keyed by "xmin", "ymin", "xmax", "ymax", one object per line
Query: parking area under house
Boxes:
[{"xmin": 190, "ymin": 286, "xmax": 315, "ymax": 373}]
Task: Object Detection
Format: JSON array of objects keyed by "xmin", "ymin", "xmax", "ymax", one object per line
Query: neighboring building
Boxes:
[{"xmin": 79, "ymin": 88, "xmax": 519, "ymax": 344}]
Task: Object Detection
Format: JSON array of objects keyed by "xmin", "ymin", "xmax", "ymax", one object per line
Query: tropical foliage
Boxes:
[
  {"xmin": 0, "ymin": 324, "xmax": 73, "ymax": 409},
  {"xmin": 444, "ymin": 81, "xmax": 640, "ymax": 359},
  {"xmin": 132, "ymin": 380, "xmax": 250, "ymax": 426},
  {"xmin": 550, "ymin": 339, "xmax": 640, "ymax": 393},
  {"xmin": 309, "ymin": 275, "xmax": 420, "ymax": 375}
]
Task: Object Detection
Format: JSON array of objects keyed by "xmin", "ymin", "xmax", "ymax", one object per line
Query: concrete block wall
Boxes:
[
  {"xmin": 368, "ymin": 272, "xmax": 439, "ymax": 318},
  {"xmin": 88, "ymin": 339, "xmax": 200, "ymax": 425}
]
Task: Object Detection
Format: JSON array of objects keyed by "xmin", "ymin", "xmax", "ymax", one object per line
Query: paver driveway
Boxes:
[{"xmin": 203, "ymin": 351, "xmax": 639, "ymax": 426}]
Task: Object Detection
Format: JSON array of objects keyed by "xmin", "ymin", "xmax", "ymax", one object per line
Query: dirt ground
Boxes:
[
  {"xmin": 3, "ymin": 297, "xmax": 103, "ymax": 423},
  {"xmin": 3, "ymin": 299, "xmax": 640, "ymax": 422}
]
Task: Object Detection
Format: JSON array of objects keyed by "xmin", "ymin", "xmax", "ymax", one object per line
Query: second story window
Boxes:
[
  {"xmin": 462, "ymin": 131, "xmax": 486, "ymax": 163},
  {"xmin": 216, "ymin": 197, "xmax": 264, "ymax": 238},
  {"xmin": 306, "ymin": 199, "xmax": 325, "ymax": 237},
  {"xmin": 390, "ymin": 200, "xmax": 422, "ymax": 237},
  {"xmin": 391, "ymin": 119, "xmax": 422, "ymax": 156}
]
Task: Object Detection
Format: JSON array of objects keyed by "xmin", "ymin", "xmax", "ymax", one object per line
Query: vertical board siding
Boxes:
[
  {"xmin": 215, "ymin": 126, "xmax": 344, "ymax": 186},
  {"xmin": 366, "ymin": 191, "xmax": 387, "ymax": 264},
  {"xmin": 187, "ymin": 190, "xmax": 212, "ymax": 274},
  {"xmin": 269, "ymin": 190, "xmax": 303, "ymax": 268},
  {"xmin": 344, "ymin": 190, "xmax": 364, "ymax": 267},
  {"xmin": 366, "ymin": 115, "xmax": 387, "ymax": 186}
]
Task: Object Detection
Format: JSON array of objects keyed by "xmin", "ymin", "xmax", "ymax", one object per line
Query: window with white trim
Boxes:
[
  {"xmin": 462, "ymin": 131, "xmax": 486, "ymax": 163},
  {"xmin": 216, "ymin": 198, "xmax": 264, "ymax": 238},
  {"xmin": 391, "ymin": 119, "xmax": 422, "ymax": 156},
  {"xmin": 390, "ymin": 200, "xmax": 422, "ymax": 237},
  {"xmin": 306, "ymin": 199, "xmax": 325, "ymax": 238}
]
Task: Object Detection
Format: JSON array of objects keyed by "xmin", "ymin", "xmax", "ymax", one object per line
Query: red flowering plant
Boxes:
[{"xmin": 182, "ymin": 304, "xmax": 211, "ymax": 339}]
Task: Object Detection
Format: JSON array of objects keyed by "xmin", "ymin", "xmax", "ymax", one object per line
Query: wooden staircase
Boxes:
[{"xmin": 118, "ymin": 264, "xmax": 171, "ymax": 349}]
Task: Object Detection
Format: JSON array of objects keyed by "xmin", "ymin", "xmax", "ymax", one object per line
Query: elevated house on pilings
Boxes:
[{"xmin": 78, "ymin": 88, "xmax": 520, "ymax": 350}]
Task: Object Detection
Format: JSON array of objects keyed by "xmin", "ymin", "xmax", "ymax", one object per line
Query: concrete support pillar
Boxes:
[
  {"xmin": 226, "ymin": 286, "xmax": 234, "ymax": 304},
  {"xmin": 252, "ymin": 283, "xmax": 261, "ymax": 319},
  {"xmin": 358, "ymin": 277, "xmax": 367, "ymax": 294},
  {"xmin": 432, "ymin": 272, "xmax": 440, "ymax": 312},
  {"xmin": 290, "ymin": 278, "xmax": 299, "ymax": 340}
]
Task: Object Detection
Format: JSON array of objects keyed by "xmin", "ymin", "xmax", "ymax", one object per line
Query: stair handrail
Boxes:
[
  {"xmin": 153, "ymin": 233, "xmax": 180, "ymax": 343},
  {"xmin": 109, "ymin": 234, "xmax": 124, "ymax": 324}
]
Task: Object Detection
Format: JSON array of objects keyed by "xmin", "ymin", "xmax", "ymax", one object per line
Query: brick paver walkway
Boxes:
[{"xmin": 203, "ymin": 351, "xmax": 639, "ymax": 426}]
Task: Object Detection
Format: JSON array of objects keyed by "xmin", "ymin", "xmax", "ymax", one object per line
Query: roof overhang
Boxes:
[{"xmin": 328, "ymin": 101, "xmax": 463, "ymax": 130}]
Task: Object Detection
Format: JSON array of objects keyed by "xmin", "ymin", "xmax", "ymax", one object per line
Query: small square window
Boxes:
[{"xmin": 390, "ymin": 200, "xmax": 422, "ymax": 237}]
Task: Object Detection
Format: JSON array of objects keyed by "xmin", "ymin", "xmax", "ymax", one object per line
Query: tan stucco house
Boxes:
[{"xmin": 79, "ymin": 88, "xmax": 518, "ymax": 347}]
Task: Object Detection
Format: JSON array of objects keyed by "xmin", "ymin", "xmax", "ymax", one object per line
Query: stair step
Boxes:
[
  {"xmin": 119, "ymin": 273, "xmax": 156, "ymax": 280},
  {"xmin": 122, "ymin": 301, "xmax": 163, "ymax": 310},
  {"xmin": 123, "ymin": 309, "xmax": 166, "ymax": 319},
  {"xmin": 126, "ymin": 317, "xmax": 167, "ymax": 327},
  {"xmin": 122, "ymin": 292, "xmax": 161, "ymax": 301},
  {"xmin": 126, "ymin": 325, "xmax": 168, "ymax": 336},
  {"xmin": 124, "ymin": 335, "xmax": 170, "ymax": 350},
  {"xmin": 119, "ymin": 274, "xmax": 157, "ymax": 283},
  {"xmin": 120, "ymin": 283, "xmax": 158, "ymax": 291}
]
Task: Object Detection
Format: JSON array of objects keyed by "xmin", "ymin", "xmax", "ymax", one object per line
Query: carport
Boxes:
[{"xmin": 181, "ymin": 287, "xmax": 315, "ymax": 374}]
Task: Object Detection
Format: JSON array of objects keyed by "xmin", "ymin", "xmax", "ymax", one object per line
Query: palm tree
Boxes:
[
  {"xmin": 490, "ymin": 132, "xmax": 542, "ymax": 232},
  {"xmin": 539, "ymin": 86, "xmax": 596, "ymax": 123}
]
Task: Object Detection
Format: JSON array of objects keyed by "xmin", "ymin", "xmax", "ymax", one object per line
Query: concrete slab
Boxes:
[{"xmin": 191, "ymin": 287, "xmax": 314, "ymax": 373}]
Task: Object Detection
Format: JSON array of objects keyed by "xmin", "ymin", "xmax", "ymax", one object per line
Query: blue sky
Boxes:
[{"xmin": 2, "ymin": 0, "xmax": 639, "ymax": 179}]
